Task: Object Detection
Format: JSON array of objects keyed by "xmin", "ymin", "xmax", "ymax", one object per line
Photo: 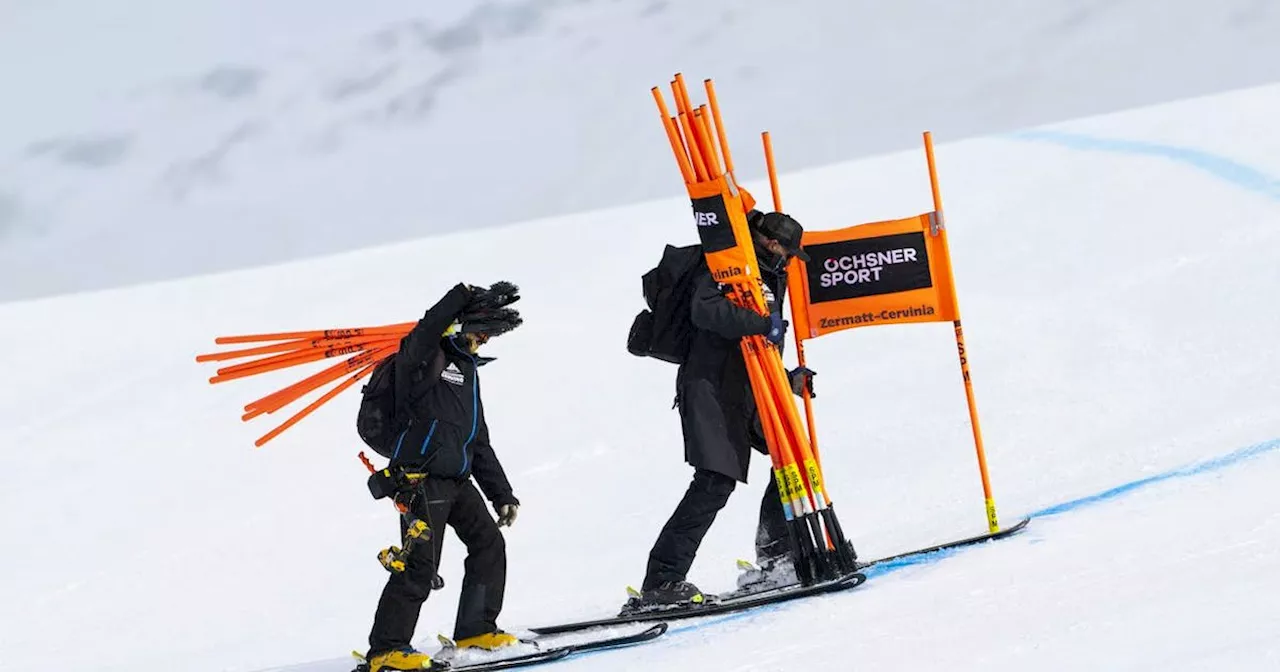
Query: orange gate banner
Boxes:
[
  {"xmin": 793, "ymin": 211, "xmax": 959, "ymax": 340},
  {"xmin": 778, "ymin": 130, "xmax": 1010, "ymax": 534}
]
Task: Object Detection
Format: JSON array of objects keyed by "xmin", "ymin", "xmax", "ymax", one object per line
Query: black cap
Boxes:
[{"xmin": 755, "ymin": 211, "xmax": 810, "ymax": 263}]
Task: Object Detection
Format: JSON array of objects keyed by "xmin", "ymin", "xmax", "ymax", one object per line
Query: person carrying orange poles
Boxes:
[
  {"xmin": 621, "ymin": 209, "xmax": 818, "ymax": 615},
  {"xmin": 353, "ymin": 281, "xmax": 526, "ymax": 672}
]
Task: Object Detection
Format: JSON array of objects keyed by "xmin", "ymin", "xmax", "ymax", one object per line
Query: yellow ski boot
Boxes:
[
  {"xmin": 364, "ymin": 647, "xmax": 437, "ymax": 671},
  {"xmin": 454, "ymin": 630, "xmax": 521, "ymax": 651}
]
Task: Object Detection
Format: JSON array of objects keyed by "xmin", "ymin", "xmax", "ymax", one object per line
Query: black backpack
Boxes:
[
  {"xmin": 627, "ymin": 244, "xmax": 704, "ymax": 364},
  {"xmin": 356, "ymin": 354, "xmax": 407, "ymax": 458}
]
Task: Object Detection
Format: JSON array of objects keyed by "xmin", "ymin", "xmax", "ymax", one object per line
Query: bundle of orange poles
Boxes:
[
  {"xmin": 651, "ymin": 73, "xmax": 858, "ymax": 582},
  {"xmin": 196, "ymin": 322, "xmax": 415, "ymax": 447}
]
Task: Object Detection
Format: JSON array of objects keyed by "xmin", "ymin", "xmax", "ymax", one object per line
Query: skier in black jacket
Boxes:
[
  {"xmin": 361, "ymin": 281, "xmax": 525, "ymax": 672},
  {"xmin": 625, "ymin": 211, "xmax": 817, "ymax": 612}
]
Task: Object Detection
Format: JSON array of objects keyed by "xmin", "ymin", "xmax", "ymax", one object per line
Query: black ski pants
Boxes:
[
  {"xmin": 643, "ymin": 467, "xmax": 788, "ymax": 591},
  {"xmin": 367, "ymin": 477, "xmax": 506, "ymax": 656}
]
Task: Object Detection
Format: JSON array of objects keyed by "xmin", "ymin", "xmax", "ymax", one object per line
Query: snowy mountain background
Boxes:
[
  {"xmin": 3, "ymin": 2, "xmax": 1280, "ymax": 672},
  {"xmin": 3, "ymin": 0, "xmax": 1280, "ymax": 301}
]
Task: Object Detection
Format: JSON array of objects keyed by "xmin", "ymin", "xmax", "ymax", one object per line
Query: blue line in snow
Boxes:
[
  {"xmin": 1006, "ymin": 129, "xmax": 1280, "ymax": 203},
  {"xmin": 1028, "ymin": 437, "xmax": 1280, "ymax": 518},
  {"xmin": 556, "ymin": 436, "xmax": 1280, "ymax": 661}
]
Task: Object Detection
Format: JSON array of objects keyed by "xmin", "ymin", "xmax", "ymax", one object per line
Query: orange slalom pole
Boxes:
[
  {"xmin": 199, "ymin": 334, "xmax": 403, "ymax": 364},
  {"xmin": 760, "ymin": 346, "xmax": 828, "ymax": 508},
  {"xmin": 254, "ymin": 360, "xmax": 379, "ymax": 447},
  {"xmin": 728, "ymin": 284, "xmax": 813, "ymax": 511},
  {"xmin": 213, "ymin": 322, "xmax": 415, "ymax": 346},
  {"xmin": 704, "ymin": 79, "xmax": 735, "ymax": 174},
  {"xmin": 652, "ymin": 88, "xmax": 695, "ymax": 185},
  {"xmin": 762, "ymin": 131, "xmax": 822, "ymax": 472},
  {"xmin": 761, "ymin": 133, "xmax": 783, "ymax": 220},
  {"xmin": 745, "ymin": 341, "xmax": 811, "ymax": 514},
  {"xmin": 672, "ymin": 73, "xmax": 694, "ymax": 119},
  {"xmin": 210, "ymin": 342, "xmax": 377, "ymax": 386},
  {"xmin": 739, "ymin": 342, "xmax": 794, "ymax": 516},
  {"xmin": 217, "ymin": 334, "xmax": 400, "ymax": 372},
  {"xmin": 692, "ymin": 108, "xmax": 723, "ymax": 177},
  {"xmin": 924, "ymin": 130, "xmax": 1000, "ymax": 533},
  {"xmin": 242, "ymin": 344, "xmax": 395, "ymax": 420},
  {"xmin": 197, "ymin": 336, "xmax": 316, "ymax": 363},
  {"xmin": 678, "ymin": 112, "xmax": 709, "ymax": 182},
  {"xmin": 212, "ymin": 336, "xmax": 399, "ymax": 380},
  {"xmin": 675, "ymin": 77, "xmax": 715, "ymax": 185},
  {"xmin": 242, "ymin": 346, "xmax": 390, "ymax": 423},
  {"xmin": 759, "ymin": 354, "xmax": 834, "ymax": 552},
  {"xmin": 752, "ymin": 336, "xmax": 838, "ymax": 552},
  {"xmin": 748, "ymin": 338, "xmax": 839, "ymax": 564},
  {"xmin": 744, "ymin": 343, "xmax": 809, "ymax": 526},
  {"xmin": 670, "ymin": 77, "xmax": 695, "ymax": 152}
]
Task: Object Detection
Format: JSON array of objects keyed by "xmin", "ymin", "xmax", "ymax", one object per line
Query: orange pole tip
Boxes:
[
  {"xmin": 704, "ymin": 79, "xmax": 734, "ymax": 175},
  {"xmin": 679, "ymin": 112, "xmax": 709, "ymax": 183}
]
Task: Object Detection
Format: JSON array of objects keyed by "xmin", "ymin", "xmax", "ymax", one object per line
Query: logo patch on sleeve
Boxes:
[{"xmin": 442, "ymin": 362, "xmax": 465, "ymax": 386}]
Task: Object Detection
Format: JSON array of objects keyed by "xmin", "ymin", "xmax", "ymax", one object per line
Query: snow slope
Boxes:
[
  {"xmin": 2, "ymin": 82, "xmax": 1280, "ymax": 670},
  {"xmin": 4, "ymin": 0, "xmax": 1280, "ymax": 301}
]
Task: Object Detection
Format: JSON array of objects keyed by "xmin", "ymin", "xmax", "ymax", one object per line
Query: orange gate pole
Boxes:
[
  {"xmin": 762, "ymin": 131, "xmax": 822, "ymax": 468},
  {"xmin": 923, "ymin": 131, "xmax": 1000, "ymax": 533}
]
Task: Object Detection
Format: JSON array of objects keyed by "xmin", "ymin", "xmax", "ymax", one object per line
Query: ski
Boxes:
[
  {"xmin": 858, "ymin": 515, "xmax": 1031, "ymax": 570},
  {"xmin": 527, "ymin": 570, "xmax": 866, "ymax": 636},
  {"xmin": 718, "ymin": 516, "xmax": 1031, "ymax": 601},
  {"xmin": 429, "ymin": 647, "xmax": 572, "ymax": 671},
  {"xmin": 544, "ymin": 622, "xmax": 670, "ymax": 654},
  {"xmin": 351, "ymin": 623, "xmax": 667, "ymax": 672}
]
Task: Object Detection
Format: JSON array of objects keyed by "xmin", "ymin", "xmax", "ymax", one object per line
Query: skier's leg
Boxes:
[
  {"xmin": 366, "ymin": 478, "xmax": 452, "ymax": 657},
  {"xmin": 733, "ymin": 474, "xmax": 799, "ymax": 592},
  {"xmin": 447, "ymin": 479, "xmax": 510, "ymax": 643},
  {"xmin": 642, "ymin": 468, "xmax": 737, "ymax": 591},
  {"xmin": 755, "ymin": 474, "xmax": 789, "ymax": 564}
]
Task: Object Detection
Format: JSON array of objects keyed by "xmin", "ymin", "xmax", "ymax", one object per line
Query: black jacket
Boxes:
[
  {"xmin": 388, "ymin": 283, "xmax": 519, "ymax": 509},
  {"xmin": 675, "ymin": 250, "xmax": 788, "ymax": 483}
]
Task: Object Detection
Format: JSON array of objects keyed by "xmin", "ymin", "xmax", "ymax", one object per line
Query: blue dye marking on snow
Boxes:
[
  {"xmin": 1006, "ymin": 129, "xmax": 1280, "ymax": 203},
  {"xmin": 545, "ymin": 437, "xmax": 1280, "ymax": 663},
  {"xmin": 1028, "ymin": 437, "xmax": 1280, "ymax": 518}
]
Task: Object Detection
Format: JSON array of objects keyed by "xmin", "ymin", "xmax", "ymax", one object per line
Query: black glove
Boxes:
[
  {"xmin": 458, "ymin": 306, "xmax": 523, "ymax": 337},
  {"xmin": 458, "ymin": 281, "xmax": 523, "ymax": 337},
  {"xmin": 463, "ymin": 281, "xmax": 521, "ymax": 313},
  {"xmin": 788, "ymin": 366, "xmax": 816, "ymax": 398},
  {"xmin": 765, "ymin": 313, "xmax": 788, "ymax": 346}
]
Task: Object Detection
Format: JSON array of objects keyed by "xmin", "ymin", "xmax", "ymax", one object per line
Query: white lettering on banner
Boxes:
[
  {"xmin": 694, "ymin": 212, "xmax": 719, "ymax": 227},
  {"xmin": 819, "ymin": 247, "xmax": 919, "ymax": 288},
  {"xmin": 818, "ymin": 305, "xmax": 937, "ymax": 329}
]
